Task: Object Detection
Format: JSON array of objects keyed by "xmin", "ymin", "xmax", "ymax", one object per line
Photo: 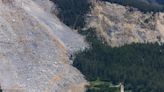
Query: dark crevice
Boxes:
[
  {"xmin": 0, "ymin": 86, "xmax": 2, "ymax": 92},
  {"xmin": 50, "ymin": 0, "xmax": 91, "ymax": 29}
]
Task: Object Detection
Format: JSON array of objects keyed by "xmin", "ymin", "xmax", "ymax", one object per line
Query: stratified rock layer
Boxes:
[
  {"xmin": 87, "ymin": 1, "xmax": 164, "ymax": 47},
  {"xmin": 0, "ymin": 0, "xmax": 87, "ymax": 92}
]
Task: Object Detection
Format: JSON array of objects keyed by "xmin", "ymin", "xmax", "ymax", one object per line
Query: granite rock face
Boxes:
[
  {"xmin": 87, "ymin": 1, "xmax": 164, "ymax": 47},
  {"xmin": 0, "ymin": 0, "xmax": 87, "ymax": 92}
]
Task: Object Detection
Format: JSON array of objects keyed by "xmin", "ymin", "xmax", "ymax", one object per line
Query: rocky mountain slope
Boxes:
[
  {"xmin": 87, "ymin": 1, "xmax": 164, "ymax": 47},
  {"xmin": 0, "ymin": 0, "xmax": 87, "ymax": 92}
]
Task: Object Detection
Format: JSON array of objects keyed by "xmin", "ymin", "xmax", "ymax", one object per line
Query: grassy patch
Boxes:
[{"xmin": 87, "ymin": 80, "xmax": 120, "ymax": 92}]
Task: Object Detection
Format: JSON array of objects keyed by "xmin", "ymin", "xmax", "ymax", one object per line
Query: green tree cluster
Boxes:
[{"xmin": 74, "ymin": 28, "xmax": 164, "ymax": 92}]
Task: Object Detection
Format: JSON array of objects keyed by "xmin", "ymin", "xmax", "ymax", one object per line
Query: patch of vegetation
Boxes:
[
  {"xmin": 50, "ymin": 0, "xmax": 91, "ymax": 29},
  {"xmin": 74, "ymin": 28, "xmax": 164, "ymax": 92},
  {"xmin": 87, "ymin": 80, "xmax": 121, "ymax": 92},
  {"xmin": 101, "ymin": 0, "xmax": 164, "ymax": 12}
]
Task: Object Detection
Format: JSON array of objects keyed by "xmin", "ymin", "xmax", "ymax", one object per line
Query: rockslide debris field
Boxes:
[{"xmin": 0, "ymin": 0, "xmax": 88, "ymax": 92}]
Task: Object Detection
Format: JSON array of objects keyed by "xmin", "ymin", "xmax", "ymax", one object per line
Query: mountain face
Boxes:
[
  {"xmin": 0, "ymin": 0, "xmax": 88, "ymax": 92},
  {"xmin": 137, "ymin": 0, "xmax": 164, "ymax": 4},
  {"xmin": 148, "ymin": 0, "xmax": 164, "ymax": 4},
  {"xmin": 87, "ymin": 1, "xmax": 164, "ymax": 47},
  {"xmin": 101, "ymin": 0, "xmax": 164, "ymax": 12}
]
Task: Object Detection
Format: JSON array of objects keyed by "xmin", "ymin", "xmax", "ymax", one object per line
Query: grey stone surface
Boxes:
[{"xmin": 0, "ymin": 0, "xmax": 88, "ymax": 92}]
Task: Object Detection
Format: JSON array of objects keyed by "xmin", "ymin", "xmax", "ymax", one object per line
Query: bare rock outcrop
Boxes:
[
  {"xmin": 87, "ymin": 1, "xmax": 164, "ymax": 47},
  {"xmin": 0, "ymin": 0, "xmax": 88, "ymax": 92}
]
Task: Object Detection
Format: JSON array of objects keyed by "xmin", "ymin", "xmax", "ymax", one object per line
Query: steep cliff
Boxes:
[
  {"xmin": 0, "ymin": 0, "xmax": 87, "ymax": 92},
  {"xmin": 87, "ymin": 1, "xmax": 164, "ymax": 47}
]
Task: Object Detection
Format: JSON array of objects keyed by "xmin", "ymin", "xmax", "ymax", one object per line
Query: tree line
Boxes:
[{"xmin": 74, "ymin": 28, "xmax": 164, "ymax": 92}]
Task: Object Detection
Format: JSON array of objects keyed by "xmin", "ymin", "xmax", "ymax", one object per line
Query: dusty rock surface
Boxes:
[
  {"xmin": 87, "ymin": 1, "xmax": 164, "ymax": 47},
  {"xmin": 0, "ymin": 0, "xmax": 88, "ymax": 92}
]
